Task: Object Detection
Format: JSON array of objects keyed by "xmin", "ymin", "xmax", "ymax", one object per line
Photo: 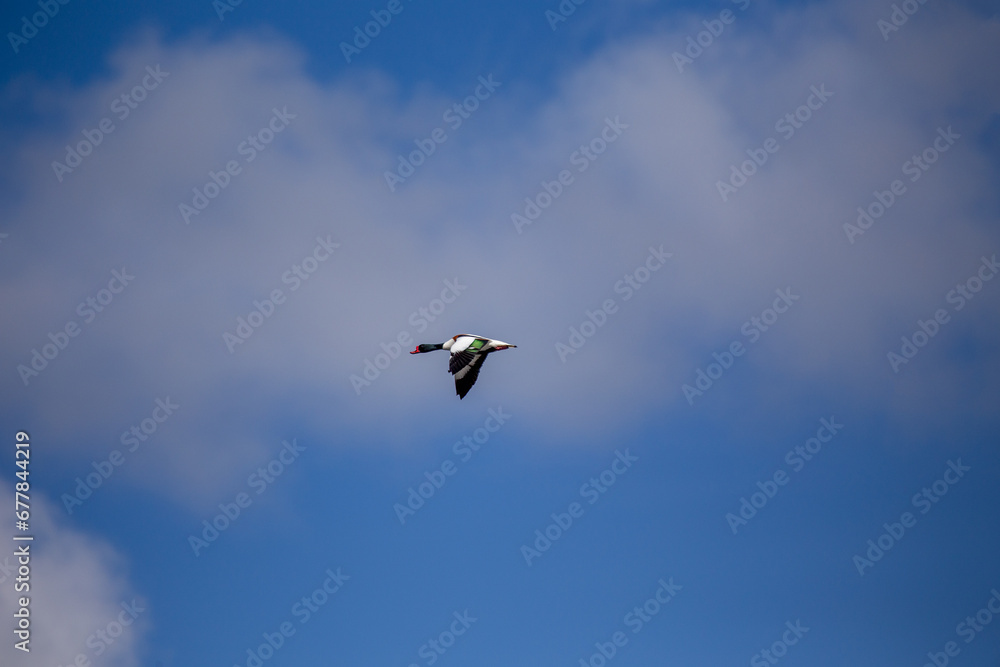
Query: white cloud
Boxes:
[
  {"xmin": 1, "ymin": 1, "xmax": 998, "ymax": 507},
  {"xmin": 0, "ymin": 481, "xmax": 147, "ymax": 666}
]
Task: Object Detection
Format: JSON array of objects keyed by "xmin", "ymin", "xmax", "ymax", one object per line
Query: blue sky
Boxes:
[{"xmin": 1, "ymin": 0, "xmax": 1000, "ymax": 665}]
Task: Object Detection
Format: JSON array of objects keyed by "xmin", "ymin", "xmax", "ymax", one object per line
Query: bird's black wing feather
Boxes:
[
  {"xmin": 452, "ymin": 353, "xmax": 488, "ymax": 399},
  {"xmin": 449, "ymin": 350, "xmax": 475, "ymax": 375}
]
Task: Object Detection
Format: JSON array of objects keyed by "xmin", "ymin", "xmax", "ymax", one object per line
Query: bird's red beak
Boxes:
[{"xmin": 410, "ymin": 347, "xmax": 420, "ymax": 354}]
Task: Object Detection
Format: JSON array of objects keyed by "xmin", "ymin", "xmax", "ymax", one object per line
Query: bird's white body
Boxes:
[{"xmin": 445, "ymin": 334, "xmax": 515, "ymax": 354}]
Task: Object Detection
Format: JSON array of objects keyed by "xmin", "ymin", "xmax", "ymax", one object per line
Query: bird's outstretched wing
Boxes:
[{"xmin": 449, "ymin": 350, "xmax": 488, "ymax": 399}]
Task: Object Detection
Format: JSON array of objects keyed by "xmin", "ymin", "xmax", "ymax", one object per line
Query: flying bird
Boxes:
[{"xmin": 410, "ymin": 334, "xmax": 517, "ymax": 399}]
